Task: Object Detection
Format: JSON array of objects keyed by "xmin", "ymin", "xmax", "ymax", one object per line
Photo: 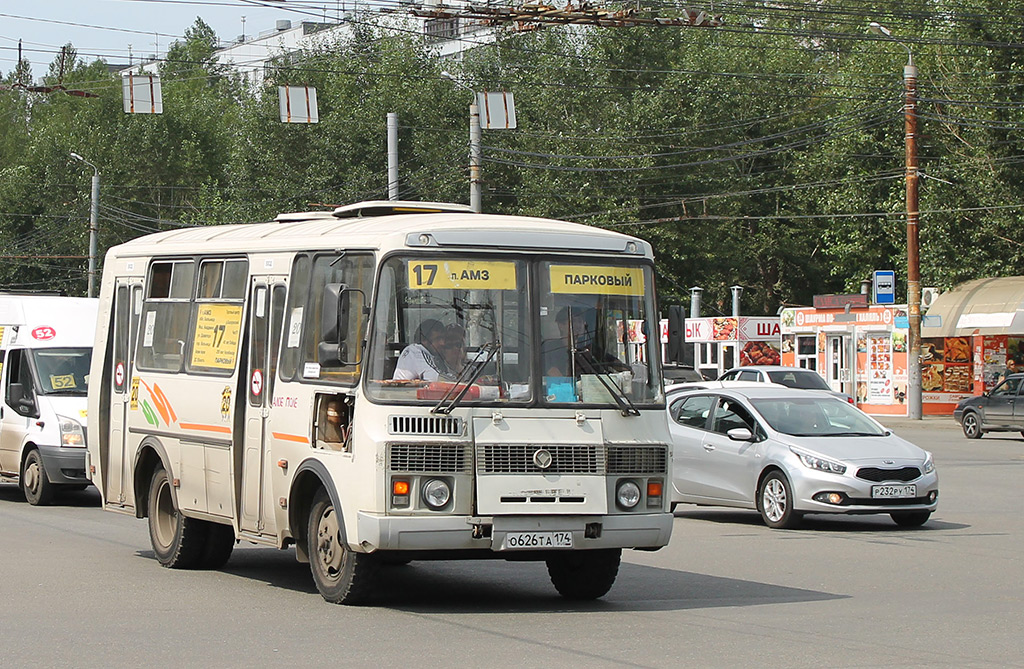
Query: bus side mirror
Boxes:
[{"xmin": 319, "ymin": 283, "xmax": 364, "ymax": 367}]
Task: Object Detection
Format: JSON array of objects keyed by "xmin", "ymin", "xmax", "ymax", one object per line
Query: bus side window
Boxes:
[
  {"xmin": 137, "ymin": 260, "xmax": 194, "ymax": 373},
  {"xmin": 280, "ymin": 256, "xmax": 312, "ymax": 381}
]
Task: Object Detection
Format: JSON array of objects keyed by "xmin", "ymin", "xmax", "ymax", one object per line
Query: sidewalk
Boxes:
[{"xmin": 873, "ymin": 414, "xmax": 957, "ymax": 430}]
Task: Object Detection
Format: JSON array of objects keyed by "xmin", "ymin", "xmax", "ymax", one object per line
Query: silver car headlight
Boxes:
[
  {"xmin": 57, "ymin": 415, "xmax": 86, "ymax": 448},
  {"xmin": 923, "ymin": 452, "xmax": 935, "ymax": 474},
  {"xmin": 791, "ymin": 447, "xmax": 846, "ymax": 474}
]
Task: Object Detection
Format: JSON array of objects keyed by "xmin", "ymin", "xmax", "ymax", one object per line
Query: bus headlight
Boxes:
[
  {"xmin": 616, "ymin": 480, "xmax": 641, "ymax": 509},
  {"xmin": 422, "ymin": 479, "xmax": 451, "ymax": 509},
  {"xmin": 57, "ymin": 415, "xmax": 86, "ymax": 448}
]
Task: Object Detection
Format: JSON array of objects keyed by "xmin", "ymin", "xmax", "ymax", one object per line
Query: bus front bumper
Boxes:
[{"xmin": 355, "ymin": 511, "xmax": 673, "ymax": 553}]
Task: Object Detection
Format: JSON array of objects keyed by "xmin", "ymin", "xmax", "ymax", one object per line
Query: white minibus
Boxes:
[
  {"xmin": 88, "ymin": 201, "xmax": 672, "ymax": 604},
  {"xmin": 0, "ymin": 294, "xmax": 97, "ymax": 504}
]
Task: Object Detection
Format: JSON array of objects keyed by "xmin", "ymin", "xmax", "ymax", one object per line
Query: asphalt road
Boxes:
[{"xmin": 1, "ymin": 417, "xmax": 1021, "ymax": 667}]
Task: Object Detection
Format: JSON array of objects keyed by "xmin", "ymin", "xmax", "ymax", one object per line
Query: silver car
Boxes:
[
  {"xmin": 719, "ymin": 365, "xmax": 854, "ymax": 404},
  {"xmin": 667, "ymin": 386, "xmax": 938, "ymax": 528}
]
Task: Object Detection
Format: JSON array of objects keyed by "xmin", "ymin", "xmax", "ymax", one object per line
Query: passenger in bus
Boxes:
[
  {"xmin": 543, "ymin": 306, "xmax": 629, "ymax": 377},
  {"xmin": 393, "ymin": 319, "xmax": 452, "ymax": 381},
  {"xmin": 441, "ymin": 324, "xmax": 467, "ymax": 377},
  {"xmin": 543, "ymin": 306, "xmax": 588, "ymax": 377}
]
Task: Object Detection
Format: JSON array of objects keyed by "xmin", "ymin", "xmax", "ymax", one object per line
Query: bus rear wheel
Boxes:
[
  {"xmin": 307, "ymin": 487, "xmax": 377, "ymax": 605},
  {"xmin": 148, "ymin": 467, "xmax": 207, "ymax": 569},
  {"xmin": 546, "ymin": 548, "xmax": 621, "ymax": 600}
]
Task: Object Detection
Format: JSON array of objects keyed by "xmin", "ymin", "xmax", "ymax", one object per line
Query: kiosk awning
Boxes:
[{"xmin": 922, "ymin": 276, "xmax": 1024, "ymax": 337}]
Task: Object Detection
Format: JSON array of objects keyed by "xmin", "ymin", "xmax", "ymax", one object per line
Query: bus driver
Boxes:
[{"xmin": 393, "ymin": 319, "xmax": 451, "ymax": 381}]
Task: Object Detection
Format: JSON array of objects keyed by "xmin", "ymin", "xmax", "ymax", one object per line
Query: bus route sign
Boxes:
[
  {"xmin": 407, "ymin": 260, "xmax": 517, "ymax": 290},
  {"xmin": 549, "ymin": 265, "xmax": 645, "ymax": 296}
]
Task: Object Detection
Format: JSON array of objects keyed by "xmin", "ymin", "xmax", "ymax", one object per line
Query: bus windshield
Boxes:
[
  {"xmin": 32, "ymin": 347, "xmax": 92, "ymax": 395},
  {"xmin": 364, "ymin": 255, "xmax": 663, "ymax": 407}
]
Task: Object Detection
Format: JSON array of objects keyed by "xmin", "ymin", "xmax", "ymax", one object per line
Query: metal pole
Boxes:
[
  {"xmin": 730, "ymin": 285, "xmax": 743, "ymax": 317},
  {"xmin": 469, "ymin": 100, "xmax": 482, "ymax": 213},
  {"xmin": 689, "ymin": 286, "xmax": 702, "ymax": 319},
  {"xmin": 88, "ymin": 171, "xmax": 99, "ymax": 298},
  {"xmin": 386, "ymin": 112, "xmax": 399, "ymax": 200},
  {"xmin": 905, "ymin": 58, "xmax": 922, "ymax": 419}
]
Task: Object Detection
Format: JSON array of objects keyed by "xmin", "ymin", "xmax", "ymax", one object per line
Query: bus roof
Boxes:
[{"xmin": 106, "ymin": 206, "xmax": 654, "ymax": 260}]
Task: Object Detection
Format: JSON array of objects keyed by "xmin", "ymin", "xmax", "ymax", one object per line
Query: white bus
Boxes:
[{"xmin": 88, "ymin": 201, "xmax": 672, "ymax": 604}]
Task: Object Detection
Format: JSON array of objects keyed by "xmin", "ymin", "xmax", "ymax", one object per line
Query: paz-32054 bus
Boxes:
[{"xmin": 88, "ymin": 201, "xmax": 672, "ymax": 604}]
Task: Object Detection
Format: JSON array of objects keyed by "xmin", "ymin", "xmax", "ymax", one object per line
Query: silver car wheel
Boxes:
[{"xmin": 762, "ymin": 477, "xmax": 787, "ymax": 522}]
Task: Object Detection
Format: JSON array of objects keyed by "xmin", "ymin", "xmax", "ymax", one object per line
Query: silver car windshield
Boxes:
[{"xmin": 751, "ymin": 397, "xmax": 886, "ymax": 437}]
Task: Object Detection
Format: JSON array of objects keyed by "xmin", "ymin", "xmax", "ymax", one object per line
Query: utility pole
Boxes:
[
  {"xmin": 70, "ymin": 152, "xmax": 99, "ymax": 298},
  {"xmin": 904, "ymin": 54, "xmax": 921, "ymax": 420},
  {"xmin": 869, "ymin": 21, "xmax": 921, "ymax": 419},
  {"xmin": 469, "ymin": 100, "xmax": 482, "ymax": 213},
  {"xmin": 387, "ymin": 112, "xmax": 399, "ymax": 200},
  {"xmin": 442, "ymin": 71, "xmax": 484, "ymax": 213}
]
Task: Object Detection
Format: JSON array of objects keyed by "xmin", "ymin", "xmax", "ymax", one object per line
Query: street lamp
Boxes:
[
  {"xmin": 70, "ymin": 152, "xmax": 99, "ymax": 299},
  {"xmin": 869, "ymin": 21, "xmax": 922, "ymax": 420},
  {"xmin": 441, "ymin": 70, "xmax": 482, "ymax": 213}
]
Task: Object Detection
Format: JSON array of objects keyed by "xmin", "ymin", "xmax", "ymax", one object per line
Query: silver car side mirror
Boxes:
[{"xmin": 726, "ymin": 427, "xmax": 753, "ymax": 442}]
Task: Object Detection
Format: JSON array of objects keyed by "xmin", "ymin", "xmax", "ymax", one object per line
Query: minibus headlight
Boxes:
[
  {"xmin": 57, "ymin": 415, "xmax": 86, "ymax": 448},
  {"xmin": 422, "ymin": 479, "xmax": 451, "ymax": 509},
  {"xmin": 616, "ymin": 480, "xmax": 641, "ymax": 509}
]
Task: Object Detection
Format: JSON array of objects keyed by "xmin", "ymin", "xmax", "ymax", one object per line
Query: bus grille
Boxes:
[
  {"xmin": 388, "ymin": 443, "xmax": 472, "ymax": 473},
  {"xmin": 477, "ymin": 445, "xmax": 604, "ymax": 474},
  {"xmin": 388, "ymin": 415, "xmax": 463, "ymax": 436},
  {"xmin": 606, "ymin": 445, "xmax": 667, "ymax": 474}
]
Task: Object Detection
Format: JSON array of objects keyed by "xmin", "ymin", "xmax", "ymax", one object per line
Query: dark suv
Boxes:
[{"xmin": 954, "ymin": 373, "xmax": 1024, "ymax": 439}]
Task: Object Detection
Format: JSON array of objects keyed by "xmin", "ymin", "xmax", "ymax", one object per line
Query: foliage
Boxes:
[{"xmin": 0, "ymin": 6, "xmax": 1023, "ymax": 312}]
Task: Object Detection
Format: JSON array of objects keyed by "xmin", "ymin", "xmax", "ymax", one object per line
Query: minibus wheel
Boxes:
[
  {"xmin": 22, "ymin": 449, "xmax": 54, "ymax": 506},
  {"xmin": 546, "ymin": 548, "xmax": 621, "ymax": 600},
  {"xmin": 148, "ymin": 467, "xmax": 207, "ymax": 569},
  {"xmin": 307, "ymin": 487, "xmax": 377, "ymax": 604}
]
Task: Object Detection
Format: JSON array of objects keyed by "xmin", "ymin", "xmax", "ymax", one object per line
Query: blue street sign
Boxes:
[{"xmin": 873, "ymin": 270, "xmax": 896, "ymax": 305}]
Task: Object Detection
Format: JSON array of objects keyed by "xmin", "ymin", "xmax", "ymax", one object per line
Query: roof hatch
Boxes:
[{"xmin": 331, "ymin": 200, "xmax": 473, "ymax": 218}]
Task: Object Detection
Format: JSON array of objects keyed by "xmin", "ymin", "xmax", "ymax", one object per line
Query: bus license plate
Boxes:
[
  {"xmin": 503, "ymin": 531, "xmax": 574, "ymax": 550},
  {"xmin": 871, "ymin": 484, "xmax": 916, "ymax": 499}
]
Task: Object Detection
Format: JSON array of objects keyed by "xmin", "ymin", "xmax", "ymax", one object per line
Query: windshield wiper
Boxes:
[
  {"xmin": 832, "ymin": 431, "xmax": 885, "ymax": 437},
  {"xmin": 573, "ymin": 351, "xmax": 639, "ymax": 417},
  {"xmin": 432, "ymin": 340, "xmax": 500, "ymax": 415}
]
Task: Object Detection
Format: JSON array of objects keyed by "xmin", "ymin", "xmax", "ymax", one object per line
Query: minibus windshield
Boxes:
[{"xmin": 32, "ymin": 347, "xmax": 92, "ymax": 395}]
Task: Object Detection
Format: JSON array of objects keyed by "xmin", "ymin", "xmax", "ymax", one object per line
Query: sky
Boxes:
[{"xmin": 1, "ymin": 0, "xmax": 358, "ymax": 79}]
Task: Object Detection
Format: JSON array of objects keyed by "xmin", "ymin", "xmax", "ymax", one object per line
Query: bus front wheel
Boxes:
[
  {"xmin": 546, "ymin": 548, "xmax": 621, "ymax": 600},
  {"xmin": 148, "ymin": 467, "xmax": 207, "ymax": 569},
  {"xmin": 307, "ymin": 487, "xmax": 377, "ymax": 605}
]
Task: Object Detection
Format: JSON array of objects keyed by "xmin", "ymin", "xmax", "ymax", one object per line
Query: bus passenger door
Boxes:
[
  {"xmin": 107, "ymin": 281, "xmax": 142, "ymax": 507},
  {"xmin": 240, "ymin": 282, "xmax": 284, "ymax": 534}
]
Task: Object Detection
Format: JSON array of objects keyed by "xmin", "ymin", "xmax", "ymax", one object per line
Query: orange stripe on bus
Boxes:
[
  {"xmin": 153, "ymin": 384, "xmax": 178, "ymax": 423},
  {"xmin": 179, "ymin": 423, "xmax": 232, "ymax": 434},
  {"xmin": 272, "ymin": 432, "xmax": 310, "ymax": 444}
]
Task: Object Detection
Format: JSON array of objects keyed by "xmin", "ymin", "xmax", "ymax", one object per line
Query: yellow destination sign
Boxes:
[
  {"xmin": 408, "ymin": 260, "xmax": 517, "ymax": 290},
  {"xmin": 191, "ymin": 303, "xmax": 243, "ymax": 370},
  {"xmin": 550, "ymin": 265, "xmax": 645, "ymax": 296}
]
